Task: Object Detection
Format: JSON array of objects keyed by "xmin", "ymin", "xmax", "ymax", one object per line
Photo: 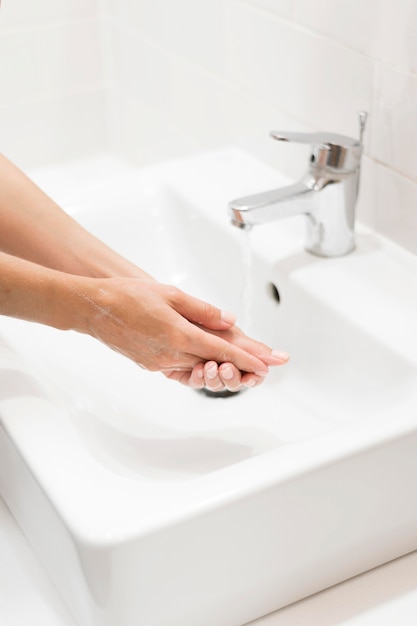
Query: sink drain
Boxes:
[{"xmin": 197, "ymin": 388, "xmax": 246, "ymax": 398}]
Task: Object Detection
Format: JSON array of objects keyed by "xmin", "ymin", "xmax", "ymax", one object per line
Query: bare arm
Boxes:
[
  {"xmin": 0, "ymin": 153, "xmax": 150, "ymax": 279},
  {"xmin": 0, "ymin": 154, "xmax": 289, "ymax": 389}
]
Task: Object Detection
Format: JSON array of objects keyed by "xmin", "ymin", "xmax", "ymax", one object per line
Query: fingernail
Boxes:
[
  {"xmin": 220, "ymin": 365, "xmax": 234, "ymax": 380},
  {"xmin": 255, "ymin": 368, "xmax": 268, "ymax": 377},
  {"xmin": 220, "ymin": 310, "xmax": 236, "ymax": 325},
  {"xmin": 196, "ymin": 368, "xmax": 204, "ymax": 378},
  {"xmin": 244, "ymin": 378, "xmax": 256, "ymax": 388},
  {"xmin": 271, "ymin": 350, "xmax": 290, "ymax": 361},
  {"xmin": 206, "ymin": 363, "xmax": 218, "ymax": 379}
]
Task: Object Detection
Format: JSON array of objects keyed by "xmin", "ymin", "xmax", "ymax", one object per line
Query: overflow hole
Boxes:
[{"xmin": 269, "ymin": 283, "xmax": 281, "ymax": 304}]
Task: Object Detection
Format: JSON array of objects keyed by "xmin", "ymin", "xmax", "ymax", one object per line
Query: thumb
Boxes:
[{"xmin": 170, "ymin": 289, "xmax": 236, "ymax": 330}]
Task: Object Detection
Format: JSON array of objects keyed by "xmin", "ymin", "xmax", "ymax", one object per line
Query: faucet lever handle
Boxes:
[
  {"xmin": 358, "ymin": 110, "xmax": 368, "ymax": 146},
  {"xmin": 270, "ymin": 120, "xmax": 368, "ymax": 174},
  {"xmin": 270, "ymin": 130, "xmax": 359, "ymax": 149}
]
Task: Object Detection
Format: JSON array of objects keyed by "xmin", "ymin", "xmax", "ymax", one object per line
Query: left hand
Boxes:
[
  {"xmin": 164, "ymin": 361, "xmax": 264, "ymax": 392},
  {"xmin": 164, "ymin": 325, "xmax": 289, "ymax": 392}
]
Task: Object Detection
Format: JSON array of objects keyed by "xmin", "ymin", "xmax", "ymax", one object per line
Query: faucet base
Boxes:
[{"xmin": 305, "ymin": 212, "xmax": 355, "ymax": 258}]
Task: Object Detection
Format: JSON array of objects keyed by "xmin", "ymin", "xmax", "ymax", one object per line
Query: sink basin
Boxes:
[{"xmin": 1, "ymin": 148, "xmax": 417, "ymax": 626}]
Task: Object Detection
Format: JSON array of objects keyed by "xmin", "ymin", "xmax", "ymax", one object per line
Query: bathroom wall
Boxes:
[
  {"xmin": 0, "ymin": 0, "xmax": 108, "ymax": 167},
  {"xmin": 1, "ymin": 0, "xmax": 417, "ymax": 255}
]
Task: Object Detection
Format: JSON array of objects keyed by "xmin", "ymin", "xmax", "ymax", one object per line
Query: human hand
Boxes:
[
  {"xmin": 164, "ymin": 326, "xmax": 289, "ymax": 392},
  {"xmin": 165, "ymin": 361, "xmax": 267, "ymax": 392},
  {"xmin": 82, "ymin": 277, "xmax": 288, "ymax": 386}
]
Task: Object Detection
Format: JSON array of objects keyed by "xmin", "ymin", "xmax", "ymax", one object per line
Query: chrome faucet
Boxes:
[{"xmin": 229, "ymin": 112, "xmax": 368, "ymax": 257}]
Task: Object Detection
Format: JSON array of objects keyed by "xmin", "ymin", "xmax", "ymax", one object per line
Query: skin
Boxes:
[{"xmin": 0, "ymin": 154, "xmax": 289, "ymax": 392}]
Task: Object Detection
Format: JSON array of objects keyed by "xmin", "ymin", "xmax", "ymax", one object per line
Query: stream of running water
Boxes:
[{"xmin": 240, "ymin": 229, "xmax": 253, "ymax": 335}]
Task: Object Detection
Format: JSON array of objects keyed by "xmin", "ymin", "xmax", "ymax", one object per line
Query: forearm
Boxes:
[
  {"xmin": 0, "ymin": 250, "xmax": 92, "ymax": 332},
  {"xmin": 0, "ymin": 249, "xmax": 289, "ymax": 389},
  {"xmin": 0, "ymin": 153, "xmax": 152, "ymax": 280}
]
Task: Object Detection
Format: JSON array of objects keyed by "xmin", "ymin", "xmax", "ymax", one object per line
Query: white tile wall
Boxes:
[
  {"xmin": 0, "ymin": 0, "xmax": 107, "ymax": 168},
  {"xmin": 294, "ymin": 0, "xmax": 381, "ymax": 56},
  {"xmin": 225, "ymin": 1, "xmax": 373, "ymax": 136},
  {"xmin": 371, "ymin": 0, "xmax": 417, "ymax": 73},
  {"xmin": 371, "ymin": 63, "xmax": 417, "ymax": 180},
  {"xmin": 0, "ymin": 29, "xmax": 45, "ymax": 104},
  {"xmin": 38, "ymin": 19, "xmax": 104, "ymax": 94},
  {"xmin": 1, "ymin": 0, "xmax": 98, "ymax": 26},
  {"xmin": 0, "ymin": 90, "xmax": 107, "ymax": 167},
  {"xmin": 247, "ymin": 0, "xmax": 294, "ymax": 20},
  {"xmin": 1, "ymin": 0, "xmax": 417, "ymax": 254},
  {"xmin": 128, "ymin": 0, "xmax": 227, "ymax": 75}
]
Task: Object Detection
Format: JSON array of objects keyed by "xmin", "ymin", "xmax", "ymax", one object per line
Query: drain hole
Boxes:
[
  {"xmin": 269, "ymin": 283, "xmax": 281, "ymax": 304},
  {"xmin": 197, "ymin": 388, "xmax": 246, "ymax": 398}
]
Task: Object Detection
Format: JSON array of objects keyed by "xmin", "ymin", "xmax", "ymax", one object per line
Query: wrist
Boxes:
[
  {"xmin": 0, "ymin": 252, "xmax": 92, "ymax": 333},
  {"xmin": 49, "ymin": 272, "xmax": 105, "ymax": 335}
]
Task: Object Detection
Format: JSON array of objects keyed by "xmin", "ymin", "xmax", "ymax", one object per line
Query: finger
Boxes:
[
  {"xmin": 189, "ymin": 362, "xmax": 206, "ymax": 389},
  {"xmin": 168, "ymin": 287, "xmax": 237, "ymax": 330},
  {"xmin": 185, "ymin": 326, "xmax": 269, "ymax": 376},
  {"xmin": 162, "ymin": 366, "xmax": 264, "ymax": 391},
  {"xmin": 207, "ymin": 327, "xmax": 290, "ymax": 368},
  {"xmin": 204, "ymin": 361, "xmax": 226, "ymax": 392},
  {"xmin": 241, "ymin": 372, "xmax": 265, "ymax": 389},
  {"xmin": 218, "ymin": 363, "xmax": 243, "ymax": 392},
  {"xmin": 218, "ymin": 365, "xmax": 265, "ymax": 390},
  {"xmin": 163, "ymin": 369, "xmax": 194, "ymax": 386}
]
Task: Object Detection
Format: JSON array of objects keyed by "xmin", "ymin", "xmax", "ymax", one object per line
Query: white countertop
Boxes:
[{"xmin": 2, "ymin": 494, "xmax": 417, "ymax": 626}]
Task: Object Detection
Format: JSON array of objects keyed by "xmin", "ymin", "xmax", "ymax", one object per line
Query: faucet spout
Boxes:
[
  {"xmin": 229, "ymin": 179, "xmax": 314, "ymax": 229},
  {"xmin": 229, "ymin": 171, "xmax": 358, "ymax": 257}
]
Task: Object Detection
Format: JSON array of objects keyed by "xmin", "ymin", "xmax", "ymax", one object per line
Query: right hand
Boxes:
[{"xmin": 83, "ymin": 277, "xmax": 288, "ymax": 379}]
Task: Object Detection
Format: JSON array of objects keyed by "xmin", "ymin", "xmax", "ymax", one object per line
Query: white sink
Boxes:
[{"xmin": 1, "ymin": 148, "xmax": 417, "ymax": 626}]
